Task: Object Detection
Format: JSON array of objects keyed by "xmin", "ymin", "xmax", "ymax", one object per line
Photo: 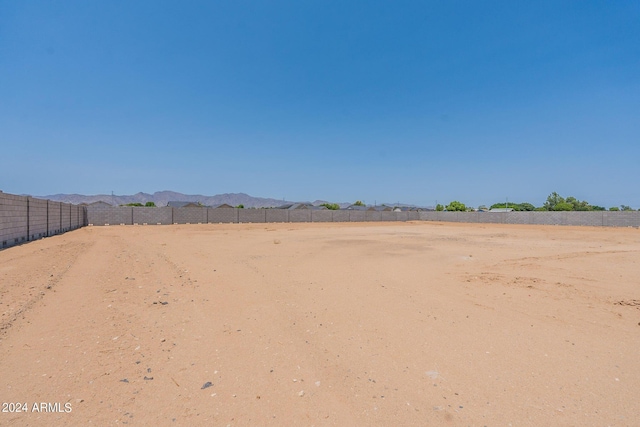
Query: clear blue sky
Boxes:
[{"xmin": 1, "ymin": 1, "xmax": 638, "ymax": 208}]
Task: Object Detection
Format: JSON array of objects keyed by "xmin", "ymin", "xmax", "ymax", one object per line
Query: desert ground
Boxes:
[{"xmin": 0, "ymin": 222, "xmax": 638, "ymax": 426}]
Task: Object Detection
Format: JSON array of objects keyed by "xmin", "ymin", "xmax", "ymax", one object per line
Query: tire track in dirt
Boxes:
[{"xmin": 0, "ymin": 238, "xmax": 93, "ymax": 338}]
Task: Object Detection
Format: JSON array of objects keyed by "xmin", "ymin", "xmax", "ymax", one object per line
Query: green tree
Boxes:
[
  {"xmin": 591, "ymin": 206, "xmax": 606, "ymax": 211},
  {"xmin": 236, "ymin": 204, "xmax": 244, "ymax": 209},
  {"xmin": 353, "ymin": 200, "xmax": 365, "ymax": 206},
  {"xmin": 145, "ymin": 201, "xmax": 156, "ymax": 207},
  {"xmin": 435, "ymin": 204, "xmax": 444, "ymax": 211},
  {"xmin": 490, "ymin": 203, "xmax": 512, "ymax": 210},
  {"xmin": 123, "ymin": 202, "xmax": 143, "ymax": 207},
  {"xmin": 554, "ymin": 202, "xmax": 574, "ymax": 211},
  {"xmin": 543, "ymin": 192, "xmax": 565, "ymax": 211},
  {"xmin": 609, "ymin": 206, "xmax": 620, "ymax": 211},
  {"xmin": 566, "ymin": 196, "xmax": 591, "ymax": 211},
  {"xmin": 490, "ymin": 202, "xmax": 536, "ymax": 211},
  {"xmin": 446, "ymin": 201, "xmax": 466, "ymax": 211},
  {"xmin": 320, "ymin": 203, "xmax": 340, "ymax": 210},
  {"xmin": 620, "ymin": 205, "xmax": 633, "ymax": 211}
]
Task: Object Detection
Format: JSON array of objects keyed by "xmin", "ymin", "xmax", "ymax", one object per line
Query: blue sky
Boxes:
[{"xmin": 1, "ymin": 1, "xmax": 638, "ymax": 208}]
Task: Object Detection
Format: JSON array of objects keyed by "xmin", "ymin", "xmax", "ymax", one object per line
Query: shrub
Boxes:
[
  {"xmin": 445, "ymin": 201, "xmax": 466, "ymax": 211},
  {"xmin": 320, "ymin": 203, "xmax": 340, "ymax": 210}
]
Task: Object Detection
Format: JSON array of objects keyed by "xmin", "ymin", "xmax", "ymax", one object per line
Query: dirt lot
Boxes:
[{"xmin": 0, "ymin": 222, "xmax": 639, "ymax": 426}]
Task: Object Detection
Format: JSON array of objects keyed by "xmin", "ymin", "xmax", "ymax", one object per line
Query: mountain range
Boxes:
[
  {"xmin": 39, "ymin": 191, "xmax": 355, "ymax": 209},
  {"xmin": 38, "ymin": 191, "xmax": 428, "ymax": 209}
]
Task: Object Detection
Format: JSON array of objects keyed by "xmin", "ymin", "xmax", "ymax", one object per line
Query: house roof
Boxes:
[
  {"xmin": 488, "ymin": 208, "xmax": 514, "ymax": 212},
  {"xmin": 167, "ymin": 201, "xmax": 203, "ymax": 208},
  {"xmin": 345, "ymin": 205, "xmax": 369, "ymax": 211},
  {"xmin": 211, "ymin": 203, "xmax": 234, "ymax": 209},
  {"xmin": 276, "ymin": 203, "xmax": 317, "ymax": 210}
]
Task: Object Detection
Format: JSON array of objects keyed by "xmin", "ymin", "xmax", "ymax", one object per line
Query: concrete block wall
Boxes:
[
  {"xmin": 48, "ymin": 201, "xmax": 62, "ymax": 235},
  {"xmin": 173, "ymin": 207, "xmax": 207, "ymax": 224},
  {"xmin": 208, "ymin": 208, "xmax": 238, "ymax": 223},
  {"xmin": 311, "ymin": 210, "xmax": 332, "ymax": 222},
  {"xmin": 83, "ymin": 206, "xmax": 640, "ymax": 228},
  {"xmin": 27, "ymin": 197, "xmax": 48, "ymax": 240},
  {"xmin": 349, "ymin": 211, "xmax": 365, "ymax": 222},
  {"xmin": 332, "ymin": 210, "xmax": 350, "ymax": 222},
  {"xmin": 1, "ymin": 192, "xmax": 86, "ymax": 250},
  {"xmin": 604, "ymin": 211, "xmax": 640, "ymax": 227},
  {"xmin": 239, "ymin": 209, "xmax": 266, "ymax": 223},
  {"xmin": 87, "ymin": 206, "xmax": 133, "ymax": 225},
  {"xmin": 505, "ymin": 212, "xmax": 532, "ymax": 225},
  {"xmin": 70, "ymin": 205, "xmax": 79, "ymax": 229},
  {"xmin": 60, "ymin": 203, "xmax": 71, "ymax": 232},
  {"xmin": 265, "ymin": 209, "xmax": 288, "ymax": 223},
  {"xmin": 418, "ymin": 211, "xmax": 438, "ymax": 221},
  {"xmin": 0, "ymin": 192, "xmax": 28, "ymax": 248},
  {"xmin": 289, "ymin": 210, "xmax": 311, "ymax": 223},
  {"xmin": 133, "ymin": 207, "xmax": 173, "ymax": 225}
]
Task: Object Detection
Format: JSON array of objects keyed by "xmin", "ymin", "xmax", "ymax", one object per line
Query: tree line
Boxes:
[{"xmin": 436, "ymin": 192, "xmax": 637, "ymax": 212}]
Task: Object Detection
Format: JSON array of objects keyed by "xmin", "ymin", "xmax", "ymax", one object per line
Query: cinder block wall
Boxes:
[
  {"xmin": 80, "ymin": 206, "xmax": 640, "ymax": 228},
  {"xmin": 0, "ymin": 191, "xmax": 87, "ymax": 250},
  {"xmin": 0, "ymin": 192, "xmax": 28, "ymax": 247},
  {"xmin": 28, "ymin": 197, "xmax": 48, "ymax": 240},
  {"xmin": 208, "ymin": 208, "xmax": 239, "ymax": 223},
  {"xmin": 48, "ymin": 201, "xmax": 62, "ymax": 235},
  {"xmin": 173, "ymin": 207, "xmax": 207, "ymax": 224}
]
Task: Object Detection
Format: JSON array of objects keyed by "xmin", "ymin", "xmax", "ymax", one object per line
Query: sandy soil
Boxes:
[{"xmin": 0, "ymin": 222, "xmax": 639, "ymax": 426}]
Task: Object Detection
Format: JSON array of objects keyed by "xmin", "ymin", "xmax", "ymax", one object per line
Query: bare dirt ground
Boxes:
[{"xmin": 0, "ymin": 222, "xmax": 639, "ymax": 426}]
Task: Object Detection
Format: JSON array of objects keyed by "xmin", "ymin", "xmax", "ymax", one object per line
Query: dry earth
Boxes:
[{"xmin": 0, "ymin": 222, "xmax": 639, "ymax": 426}]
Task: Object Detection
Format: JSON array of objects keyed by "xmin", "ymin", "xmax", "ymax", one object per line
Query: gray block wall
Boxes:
[
  {"xmin": 87, "ymin": 206, "xmax": 133, "ymax": 225},
  {"xmin": 61, "ymin": 203, "xmax": 71, "ymax": 232},
  {"xmin": 265, "ymin": 209, "xmax": 288, "ymax": 223},
  {"xmin": 505, "ymin": 212, "xmax": 531, "ymax": 225},
  {"xmin": 70, "ymin": 205, "xmax": 79, "ymax": 229},
  {"xmin": 289, "ymin": 210, "xmax": 311, "ymax": 223},
  {"xmin": 311, "ymin": 210, "xmax": 332, "ymax": 222},
  {"xmin": 349, "ymin": 211, "xmax": 366, "ymax": 222},
  {"xmin": 418, "ymin": 211, "xmax": 438, "ymax": 221},
  {"xmin": 332, "ymin": 210, "xmax": 350, "ymax": 222},
  {"xmin": 238, "ymin": 209, "xmax": 266, "ymax": 223},
  {"xmin": 48, "ymin": 201, "xmax": 62, "ymax": 235},
  {"xmin": 0, "ymin": 193, "xmax": 28, "ymax": 247},
  {"xmin": 82, "ymin": 206, "xmax": 640, "ymax": 228},
  {"xmin": 208, "ymin": 208, "xmax": 239, "ymax": 223},
  {"xmin": 604, "ymin": 211, "xmax": 640, "ymax": 227},
  {"xmin": 173, "ymin": 207, "xmax": 207, "ymax": 224},
  {"xmin": 28, "ymin": 197, "xmax": 48, "ymax": 240},
  {"xmin": 133, "ymin": 207, "xmax": 173, "ymax": 225},
  {"xmin": 1, "ymin": 192, "xmax": 86, "ymax": 250}
]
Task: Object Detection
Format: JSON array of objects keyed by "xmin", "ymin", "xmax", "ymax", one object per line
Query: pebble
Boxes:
[
  {"xmin": 298, "ymin": 390, "xmax": 305, "ymax": 397},
  {"xmin": 201, "ymin": 382, "xmax": 213, "ymax": 389}
]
